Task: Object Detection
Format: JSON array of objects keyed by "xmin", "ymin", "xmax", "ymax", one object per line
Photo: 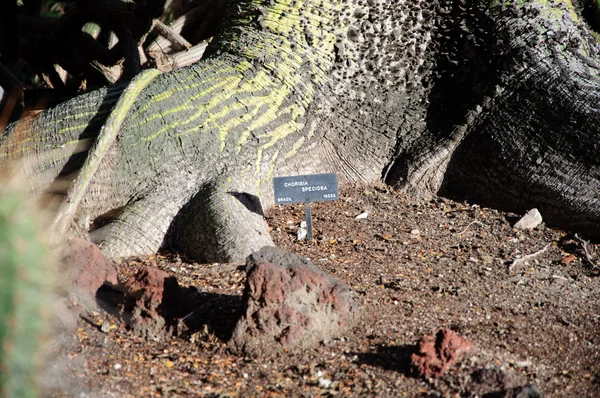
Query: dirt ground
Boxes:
[{"xmin": 44, "ymin": 183, "xmax": 600, "ymax": 397}]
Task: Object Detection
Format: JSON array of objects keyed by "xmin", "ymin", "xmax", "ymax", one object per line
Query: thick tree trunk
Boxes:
[{"xmin": 2, "ymin": 0, "xmax": 600, "ymax": 261}]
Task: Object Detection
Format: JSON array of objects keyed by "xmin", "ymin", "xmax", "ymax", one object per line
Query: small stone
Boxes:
[
  {"xmin": 515, "ymin": 360, "xmax": 532, "ymax": 368},
  {"xmin": 297, "ymin": 228, "xmax": 308, "ymax": 240},
  {"xmin": 355, "ymin": 211, "xmax": 368, "ymax": 220},
  {"xmin": 411, "ymin": 229, "xmax": 420, "ymax": 236},
  {"xmin": 318, "ymin": 377, "xmax": 332, "ymax": 388},
  {"xmin": 113, "ymin": 363, "xmax": 122, "ymax": 370},
  {"xmin": 514, "ymin": 208, "xmax": 543, "ymax": 230},
  {"xmin": 411, "ymin": 328, "xmax": 473, "ymax": 377},
  {"xmin": 100, "ymin": 321, "xmax": 111, "ymax": 333}
]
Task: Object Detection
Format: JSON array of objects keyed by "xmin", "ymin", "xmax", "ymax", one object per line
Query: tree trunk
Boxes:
[{"xmin": 2, "ymin": 0, "xmax": 600, "ymax": 262}]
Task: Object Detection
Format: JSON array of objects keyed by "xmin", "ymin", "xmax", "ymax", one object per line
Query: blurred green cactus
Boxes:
[{"xmin": 0, "ymin": 188, "xmax": 52, "ymax": 398}]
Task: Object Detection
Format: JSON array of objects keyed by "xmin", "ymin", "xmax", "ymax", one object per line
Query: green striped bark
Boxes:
[{"xmin": 2, "ymin": 0, "xmax": 600, "ymax": 261}]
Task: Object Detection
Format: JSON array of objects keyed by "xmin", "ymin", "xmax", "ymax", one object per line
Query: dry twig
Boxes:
[
  {"xmin": 574, "ymin": 234, "xmax": 599, "ymax": 270},
  {"xmin": 508, "ymin": 244, "xmax": 551, "ymax": 272},
  {"xmin": 454, "ymin": 220, "xmax": 488, "ymax": 236}
]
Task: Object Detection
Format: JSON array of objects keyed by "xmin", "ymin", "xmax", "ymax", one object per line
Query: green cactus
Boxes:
[{"xmin": 0, "ymin": 189, "xmax": 52, "ymax": 398}]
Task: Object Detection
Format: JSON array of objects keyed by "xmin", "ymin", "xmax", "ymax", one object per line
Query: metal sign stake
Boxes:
[
  {"xmin": 304, "ymin": 202, "xmax": 313, "ymax": 240},
  {"xmin": 273, "ymin": 173, "xmax": 338, "ymax": 242}
]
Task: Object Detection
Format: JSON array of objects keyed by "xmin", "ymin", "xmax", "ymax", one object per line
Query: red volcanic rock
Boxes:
[
  {"xmin": 411, "ymin": 328, "xmax": 473, "ymax": 377},
  {"xmin": 231, "ymin": 246, "xmax": 358, "ymax": 356},
  {"xmin": 124, "ymin": 266, "xmax": 182, "ymax": 339},
  {"xmin": 125, "ymin": 266, "xmax": 172, "ymax": 305},
  {"xmin": 63, "ymin": 238, "xmax": 118, "ymax": 297}
]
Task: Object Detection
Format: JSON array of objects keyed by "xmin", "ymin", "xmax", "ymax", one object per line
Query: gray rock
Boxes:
[
  {"xmin": 472, "ymin": 367, "xmax": 511, "ymax": 391},
  {"xmin": 230, "ymin": 246, "xmax": 358, "ymax": 356},
  {"xmin": 514, "ymin": 208, "xmax": 543, "ymax": 230}
]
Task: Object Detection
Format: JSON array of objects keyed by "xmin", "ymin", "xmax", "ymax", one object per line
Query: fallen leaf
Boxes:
[{"xmin": 560, "ymin": 254, "xmax": 577, "ymax": 264}]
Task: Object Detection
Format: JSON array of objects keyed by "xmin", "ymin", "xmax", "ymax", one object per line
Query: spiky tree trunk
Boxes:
[{"xmin": 2, "ymin": 0, "xmax": 600, "ymax": 262}]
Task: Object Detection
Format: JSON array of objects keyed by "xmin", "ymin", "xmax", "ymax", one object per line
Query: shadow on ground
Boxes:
[
  {"xmin": 352, "ymin": 343, "xmax": 416, "ymax": 376},
  {"xmin": 95, "ymin": 283, "xmax": 242, "ymax": 342}
]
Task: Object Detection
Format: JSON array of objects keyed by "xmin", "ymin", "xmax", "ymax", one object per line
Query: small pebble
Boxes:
[
  {"xmin": 100, "ymin": 321, "xmax": 111, "ymax": 333},
  {"xmin": 318, "ymin": 377, "xmax": 332, "ymax": 388},
  {"xmin": 355, "ymin": 211, "xmax": 369, "ymax": 220},
  {"xmin": 514, "ymin": 208, "xmax": 543, "ymax": 230},
  {"xmin": 515, "ymin": 360, "xmax": 532, "ymax": 368},
  {"xmin": 297, "ymin": 228, "xmax": 307, "ymax": 240}
]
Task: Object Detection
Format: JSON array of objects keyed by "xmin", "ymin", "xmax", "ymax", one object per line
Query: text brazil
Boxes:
[{"xmin": 273, "ymin": 173, "xmax": 339, "ymax": 205}]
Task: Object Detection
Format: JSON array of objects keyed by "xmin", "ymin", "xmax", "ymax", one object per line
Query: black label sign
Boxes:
[{"xmin": 273, "ymin": 173, "xmax": 338, "ymax": 205}]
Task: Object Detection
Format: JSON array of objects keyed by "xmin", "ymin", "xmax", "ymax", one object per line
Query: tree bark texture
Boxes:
[{"xmin": 1, "ymin": 0, "xmax": 600, "ymax": 261}]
